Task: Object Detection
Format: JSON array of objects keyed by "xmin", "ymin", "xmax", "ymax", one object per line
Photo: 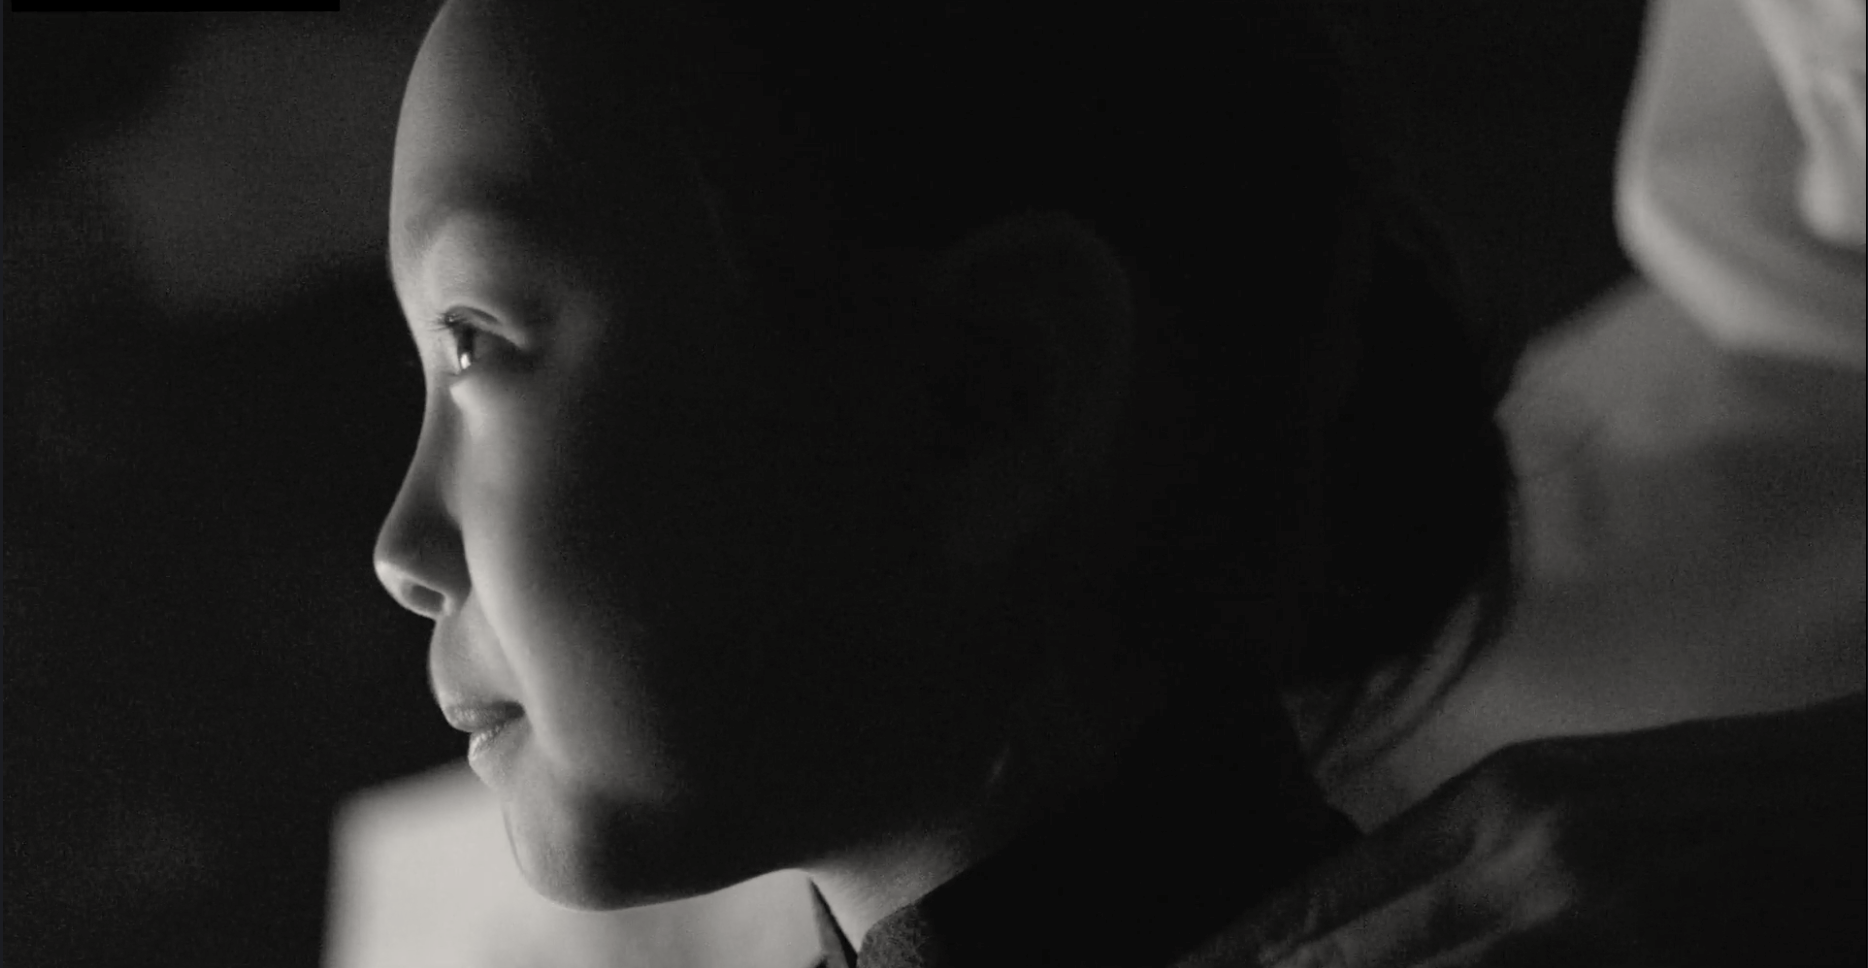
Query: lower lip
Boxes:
[{"xmin": 466, "ymin": 715, "xmax": 527, "ymax": 784}]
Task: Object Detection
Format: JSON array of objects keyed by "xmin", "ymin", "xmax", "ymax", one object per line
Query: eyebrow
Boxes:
[{"xmin": 387, "ymin": 182, "xmax": 552, "ymax": 294}]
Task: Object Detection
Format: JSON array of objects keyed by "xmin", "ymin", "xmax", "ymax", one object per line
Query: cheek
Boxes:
[
  {"xmin": 454, "ymin": 376, "xmax": 697, "ymax": 795},
  {"xmin": 456, "ymin": 368, "xmax": 848, "ymax": 789},
  {"xmin": 455, "ymin": 344, "xmax": 982, "ymax": 821}
]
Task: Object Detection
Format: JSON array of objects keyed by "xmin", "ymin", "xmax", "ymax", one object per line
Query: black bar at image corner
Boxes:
[{"xmin": 8, "ymin": 1, "xmax": 339, "ymax": 11}]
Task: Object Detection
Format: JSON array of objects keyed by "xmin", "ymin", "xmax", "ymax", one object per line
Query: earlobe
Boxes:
[{"xmin": 918, "ymin": 211, "xmax": 1136, "ymax": 570}]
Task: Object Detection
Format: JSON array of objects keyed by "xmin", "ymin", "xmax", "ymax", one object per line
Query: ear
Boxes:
[{"xmin": 914, "ymin": 211, "xmax": 1136, "ymax": 571}]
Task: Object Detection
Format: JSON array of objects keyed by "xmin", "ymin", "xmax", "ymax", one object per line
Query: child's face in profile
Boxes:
[{"xmin": 375, "ymin": 0, "xmax": 1023, "ymax": 908}]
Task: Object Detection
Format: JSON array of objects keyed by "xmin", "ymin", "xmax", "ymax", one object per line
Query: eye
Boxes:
[{"xmin": 428, "ymin": 309, "xmax": 497, "ymax": 376}]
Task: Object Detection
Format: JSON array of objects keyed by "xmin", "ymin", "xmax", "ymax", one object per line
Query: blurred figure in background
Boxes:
[{"xmin": 1188, "ymin": 1, "xmax": 1864, "ymax": 965}]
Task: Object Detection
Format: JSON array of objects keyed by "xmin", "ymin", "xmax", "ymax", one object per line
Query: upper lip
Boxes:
[
  {"xmin": 440, "ymin": 700, "xmax": 524, "ymax": 734},
  {"xmin": 427, "ymin": 609, "xmax": 521, "ymax": 734}
]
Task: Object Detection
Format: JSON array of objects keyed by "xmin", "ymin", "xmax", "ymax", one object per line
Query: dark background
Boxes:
[{"xmin": 3, "ymin": 4, "xmax": 1645, "ymax": 966}]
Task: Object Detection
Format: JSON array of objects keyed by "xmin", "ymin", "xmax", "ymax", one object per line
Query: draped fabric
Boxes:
[{"xmin": 1617, "ymin": 0, "xmax": 1866, "ymax": 369}]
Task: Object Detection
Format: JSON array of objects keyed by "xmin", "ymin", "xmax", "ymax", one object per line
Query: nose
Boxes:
[{"xmin": 373, "ymin": 433, "xmax": 468, "ymax": 620}]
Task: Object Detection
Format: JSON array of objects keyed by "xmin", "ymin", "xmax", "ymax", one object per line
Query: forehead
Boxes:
[
  {"xmin": 388, "ymin": 0, "xmax": 714, "ymax": 295},
  {"xmin": 389, "ymin": 1, "xmax": 547, "ymax": 264}
]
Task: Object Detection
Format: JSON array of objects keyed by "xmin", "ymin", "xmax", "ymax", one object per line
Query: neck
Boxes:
[
  {"xmin": 806, "ymin": 644, "xmax": 1166, "ymax": 949},
  {"xmin": 806, "ymin": 751, "xmax": 1018, "ymax": 948}
]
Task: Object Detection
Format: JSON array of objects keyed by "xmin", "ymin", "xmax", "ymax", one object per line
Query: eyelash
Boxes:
[{"xmin": 427, "ymin": 309, "xmax": 484, "ymax": 375}]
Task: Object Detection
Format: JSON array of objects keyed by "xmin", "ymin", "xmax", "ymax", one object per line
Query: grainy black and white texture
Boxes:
[{"xmin": 2, "ymin": 4, "xmax": 1645, "ymax": 966}]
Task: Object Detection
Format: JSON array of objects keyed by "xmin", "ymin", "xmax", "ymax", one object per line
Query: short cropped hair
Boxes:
[{"xmin": 498, "ymin": 0, "xmax": 1514, "ymax": 710}]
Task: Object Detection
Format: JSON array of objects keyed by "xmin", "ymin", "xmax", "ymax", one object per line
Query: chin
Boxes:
[{"xmin": 501, "ymin": 787, "xmax": 765, "ymax": 911}]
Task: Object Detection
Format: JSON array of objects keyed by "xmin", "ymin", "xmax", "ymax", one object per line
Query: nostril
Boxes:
[
  {"xmin": 374, "ymin": 489, "xmax": 466, "ymax": 617},
  {"xmin": 401, "ymin": 582, "xmax": 446, "ymax": 618}
]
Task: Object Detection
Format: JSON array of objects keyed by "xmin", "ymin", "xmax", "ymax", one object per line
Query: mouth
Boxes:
[
  {"xmin": 442, "ymin": 699, "xmax": 522, "ymax": 732},
  {"xmin": 441, "ymin": 701, "xmax": 525, "ymax": 765}
]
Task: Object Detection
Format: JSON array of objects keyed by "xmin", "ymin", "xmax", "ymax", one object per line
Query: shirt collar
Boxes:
[{"xmin": 809, "ymin": 687, "xmax": 1355, "ymax": 968}]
